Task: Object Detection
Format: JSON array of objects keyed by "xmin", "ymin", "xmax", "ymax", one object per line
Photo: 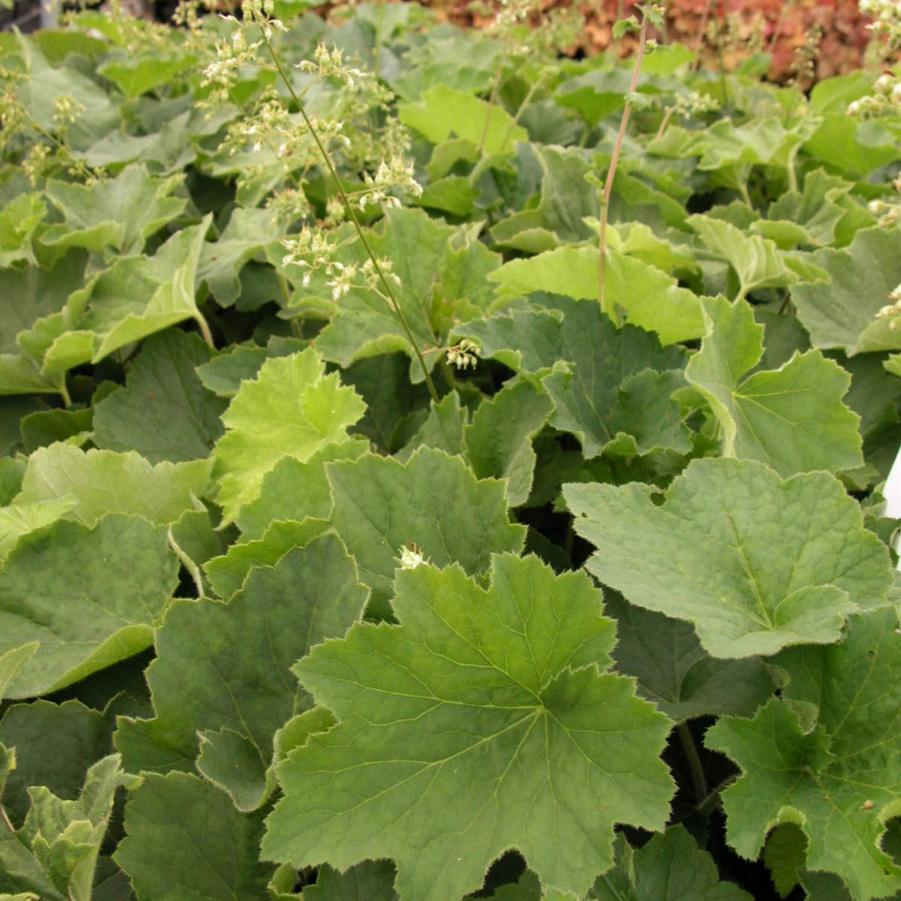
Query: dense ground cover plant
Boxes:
[{"xmin": 0, "ymin": 0, "xmax": 900, "ymax": 898}]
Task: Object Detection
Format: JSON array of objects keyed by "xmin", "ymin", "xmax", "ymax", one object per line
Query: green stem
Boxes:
[
  {"xmin": 498, "ymin": 70, "xmax": 546, "ymax": 150},
  {"xmin": 678, "ymin": 721, "xmax": 708, "ymax": 805},
  {"xmin": 260, "ymin": 29, "xmax": 439, "ymax": 402},
  {"xmin": 738, "ymin": 179, "xmax": 752, "ymax": 207},
  {"xmin": 599, "ymin": 14, "xmax": 649, "ymax": 319},
  {"xmin": 696, "ymin": 775, "xmax": 736, "ymax": 816},
  {"xmin": 168, "ymin": 527, "xmax": 205, "ymax": 600}
]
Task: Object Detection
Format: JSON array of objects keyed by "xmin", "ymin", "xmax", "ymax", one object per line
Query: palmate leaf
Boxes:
[
  {"xmin": 0, "ymin": 515, "xmax": 177, "ymax": 699},
  {"xmin": 123, "ymin": 536, "xmax": 368, "ymax": 811},
  {"xmin": 0, "ymin": 699, "xmax": 112, "ymax": 828},
  {"xmin": 464, "ymin": 379, "xmax": 552, "ymax": 506},
  {"xmin": 686, "ymin": 296, "xmax": 863, "ymax": 476},
  {"xmin": 115, "ymin": 772, "xmax": 271, "ymax": 900},
  {"xmin": 263, "ymin": 554, "xmax": 675, "ymax": 901},
  {"xmin": 92, "ymin": 330, "xmax": 226, "ymax": 463},
  {"xmin": 0, "ymin": 753, "xmax": 133, "ymax": 901},
  {"xmin": 790, "ymin": 227, "xmax": 901, "ymax": 355},
  {"xmin": 458, "ymin": 297, "xmax": 689, "ymax": 459},
  {"xmin": 12, "ymin": 445, "xmax": 210, "ymax": 528},
  {"xmin": 23, "ymin": 218, "xmax": 212, "ymax": 377},
  {"xmin": 211, "ymin": 347, "xmax": 365, "ymax": 524},
  {"xmin": 707, "ymin": 609, "xmax": 901, "ymax": 901},
  {"xmin": 40, "ymin": 164, "xmax": 185, "ymax": 255},
  {"xmin": 606, "ymin": 594, "xmax": 774, "ymax": 722},
  {"xmin": 488, "ymin": 245, "xmax": 705, "ymax": 345},
  {"xmin": 564, "ymin": 458, "xmax": 893, "ymax": 658},
  {"xmin": 326, "ymin": 448, "xmax": 526, "ymax": 617},
  {"xmin": 0, "ymin": 195, "xmax": 45, "ymax": 268},
  {"xmin": 590, "ymin": 826, "xmax": 751, "ymax": 899},
  {"xmin": 688, "ymin": 215, "xmax": 795, "ymax": 300},
  {"xmin": 398, "ymin": 85, "xmax": 527, "ymax": 155}
]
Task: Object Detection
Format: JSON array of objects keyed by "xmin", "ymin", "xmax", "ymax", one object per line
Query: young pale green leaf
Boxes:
[
  {"xmin": 767, "ymin": 168, "xmax": 855, "ymax": 247},
  {"xmin": 488, "ymin": 245, "xmax": 705, "ymax": 345},
  {"xmin": 790, "ymin": 227, "xmax": 901, "ymax": 355},
  {"xmin": 398, "ymin": 85, "xmax": 527, "ymax": 155},
  {"xmin": 13, "ymin": 445, "xmax": 210, "ymax": 527},
  {"xmin": 263, "ymin": 554, "xmax": 674, "ymax": 901},
  {"xmin": 41, "ymin": 165, "xmax": 185, "ymax": 255},
  {"xmin": 326, "ymin": 448, "xmax": 526, "ymax": 617},
  {"xmin": 686, "ymin": 297, "xmax": 863, "ymax": 476},
  {"xmin": 606, "ymin": 594, "xmax": 774, "ymax": 722},
  {"xmin": 0, "ymin": 646, "xmax": 39, "ymax": 705},
  {"xmin": 590, "ymin": 825, "xmax": 751, "ymax": 899},
  {"xmin": 706, "ymin": 609, "xmax": 901, "ymax": 901},
  {"xmin": 92, "ymin": 330, "xmax": 226, "ymax": 463},
  {"xmin": 0, "ymin": 515, "xmax": 177, "ymax": 699},
  {"xmin": 136, "ymin": 536, "xmax": 368, "ymax": 811},
  {"xmin": 115, "ymin": 772, "xmax": 272, "ymax": 900},
  {"xmin": 211, "ymin": 347, "xmax": 366, "ymax": 524},
  {"xmin": 464, "ymin": 379, "xmax": 552, "ymax": 506},
  {"xmin": 0, "ymin": 500, "xmax": 74, "ymax": 564},
  {"xmin": 564, "ymin": 458, "xmax": 892, "ymax": 658},
  {"xmin": 97, "ymin": 52, "xmax": 196, "ymax": 98}
]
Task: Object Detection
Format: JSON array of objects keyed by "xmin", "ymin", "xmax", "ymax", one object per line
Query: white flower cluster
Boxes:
[
  {"xmin": 446, "ymin": 339, "xmax": 480, "ymax": 371},
  {"xmin": 52, "ymin": 95, "xmax": 85, "ymax": 130},
  {"xmin": 357, "ymin": 156, "xmax": 422, "ymax": 209},
  {"xmin": 297, "ymin": 44, "xmax": 367, "ymax": 88},
  {"xmin": 876, "ymin": 282, "xmax": 901, "ymax": 329},
  {"xmin": 202, "ymin": 29, "xmax": 261, "ymax": 105},
  {"xmin": 281, "ymin": 228, "xmax": 399, "ymax": 300},
  {"xmin": 397, "ymin": 543, "xmax": 428, "ymax": 570},
  {"xmin": 860, "ymin": 0, "xmax": 901, "ymax": 61},
  {"xmin": 847, "ymin": 73, "xmax": 901, "ymax": 117},
  {"xmin": 672, "ymin": 90, "xmax": 720, "ymax": 118}
]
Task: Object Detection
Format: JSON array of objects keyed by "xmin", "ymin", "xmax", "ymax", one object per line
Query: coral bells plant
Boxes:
[{"xmin": 0, "ymin": 0, "xmax": 899, "ymax": 899}]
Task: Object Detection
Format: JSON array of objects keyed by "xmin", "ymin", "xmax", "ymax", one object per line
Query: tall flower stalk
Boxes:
[
  {"xmin": 597, "ymin": 3, "xmax": 662, "ymax": 320},
  {"xmin": 244, "ymin": 1, "xmax": 440, "ymax": 401}
]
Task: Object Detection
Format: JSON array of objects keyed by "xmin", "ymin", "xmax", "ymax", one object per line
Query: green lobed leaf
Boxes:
[
  {"xmin": 590, "ymin": 825, "xmax": 752, "ymax": 899},
  {"xmin": 706, "ymin": 609, "xmax": 901, "ymax": 901},
  {"xmin": 211, "ymin": 347, "xmax": 366, "ymax": 524},
  {"xmin": 92, "ymin": 330, "xmax": 226, "ymax": 463},
  {"xmin": 41, "ymin": 165, "xmax": 185, "ymax": 255},
  {"xmin": 564, "ymin": 457, "xmax": 893, "ymax": 658},
  {"xmin": 263, "ymin": 554, "xmax": 675, "ymax": 901},
  {"xmin": 326, "ymin": 447, "xmax": 526, "ymax": 617},
  {"xmin": 685, "ymin": 296, "xmax": 863, "ymax": 476},
  {"xmin": 115, "ymin": 772, "xmax": 272, "ymax": 900},
  {"xmin": 132, "ymin": 536, "xmax": 368, "ymax": 810},
  {"xmin": 0, "ymin": 515, "xmax": 177, "ymax": 699},
  {"xmin": 13, "ymin": 445, "xmax": 210, "ymax": 528}
]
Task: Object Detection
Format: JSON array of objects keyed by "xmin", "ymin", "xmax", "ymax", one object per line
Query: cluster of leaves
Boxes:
[{"xmin": 1, "ymin": 1, "xmax": 900, "ymax": 899}]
